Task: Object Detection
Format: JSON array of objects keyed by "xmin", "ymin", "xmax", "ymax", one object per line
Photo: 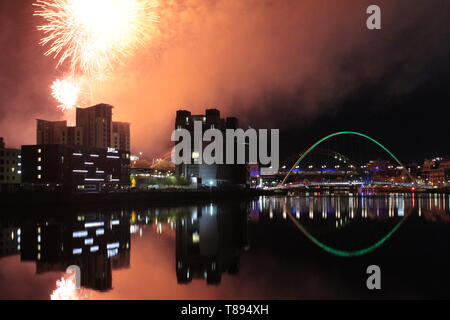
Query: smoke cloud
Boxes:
[{"xmin": 0, "ymin": 0, "xmax": 449, "ymax": 157}]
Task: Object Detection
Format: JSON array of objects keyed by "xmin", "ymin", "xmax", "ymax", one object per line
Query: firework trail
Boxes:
[
  {"xmin": 33, "ymin": 0, "xmax": 159, "ymax": 76},
  {"xmin": 34, "ymin": 0, "xmax": 159, "ymax": 114}
]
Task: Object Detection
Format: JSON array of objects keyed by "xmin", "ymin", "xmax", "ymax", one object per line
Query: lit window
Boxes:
[
  {"xmin": 37, "ymin": 157, "xmax": 41, "ymax": 162},
  {"xmin": 37, "ymin": 149, "xmax": 41, "ymax": 153},
  {"xmin": 37, "ymin": 174, "xmax": 41, "ymax": 179},
  {"xmin": 192, "ymin": 232, "xmax": 200, "ymax": 243},
  {"xmin": 72, "ymin": 231, "xmax": 88, "ymax": 238},
  {"xmin": 37, "ymin": 166, "xmax": 41, "ymax": 171}
]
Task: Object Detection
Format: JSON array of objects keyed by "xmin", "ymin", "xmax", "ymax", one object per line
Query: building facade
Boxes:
[
  {"xmin": 36, "ymin": 104, "xmax": 130, "ymax": 153},
  {"xmin": 0, "ymin": 137, "xmax": 21, "ymax": 192},
  {"xmin": 76, "ymin": 104, "xmax": 113, "ymax": 149},
  {"xmin": 174, "ymin": 109, "xmax": 247, "ymax": 187},
  {"xmin": 36, "ymin": 120, "xmax": 84, "ymax": 146},
  {"xmin": 420, "ymin": 157, "xmax": 450, "ymax": 186},
  {"xmin": 112, "ymin": 121, "xmax": 130, "ymax": 151},
  {"xmin": 21, "ymin": 144, "xmax": 130, "ymax": 192},
  {"xmin": 36, "ymin": 120, "xmax": 67, "ymax": 145}
]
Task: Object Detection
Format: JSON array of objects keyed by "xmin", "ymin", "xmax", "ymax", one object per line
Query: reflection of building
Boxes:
[
  {"xmin": 0, "ymin": 226, "xmax": 20, "ymax": 257},
  {"xmin": 175, "ymin": 109, "xmax": 247, "ymax": 187},
  {"xmin": 21, "ymin": 144, "xmax": 130, "ymax": 192},
  {"xmin": 0, "ymin": 137, "xmax": 21, "ymax": 192},
  {"xmin": 20, "ymin": 214, "xmax": 130, "ymax": 291},
  {"xmin": 175, "ymin": 203, "xmax": 247, "ymax": 285}
]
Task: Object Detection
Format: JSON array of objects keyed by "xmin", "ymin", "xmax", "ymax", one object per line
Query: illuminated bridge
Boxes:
[{"xmin": 264, "ymin": 131, "xmax": 432, "ymax": 192}]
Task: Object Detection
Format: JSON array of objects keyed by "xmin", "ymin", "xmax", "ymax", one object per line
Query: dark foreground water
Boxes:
[{"xmin": 1, "ymin": 193, "xmax": 450, "ymax": 300}]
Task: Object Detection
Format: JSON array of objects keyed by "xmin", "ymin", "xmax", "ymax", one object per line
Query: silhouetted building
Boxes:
[
  {"xmin": 175, "ymin": 203, "xmax": 247, "ymax": 285},
  {"xmin": 36, "ymin": 119, "xmax": 67, "ymax": 145},
  {"xmin": 112, "ymin": 121, "xmax": 130, "ymax": 151},
  {"xmin": 36, "ymin": 119, "xmax": 85, "ymax": 146},
  {"xmin": 21, "ymin": 144, "xmax": 130, "ymax": 192},
  {"xmin": 0, "ymin": 137, "xmax": 21, "ymax": 192},
  {"xmin": 76, "ymin": 104, "xmax": 113, "ymax": 148},
  {"xmin": 63, "ymin": 126, "xmax": 84, "ymax": 146},
  {"xmin": 175, "ymin": 109, "xmax": 247, "ymax": 187}
]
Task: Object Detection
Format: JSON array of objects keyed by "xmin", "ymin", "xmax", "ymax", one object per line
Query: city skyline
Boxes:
[
  {"xmin": 1, "ymin": 0, "xmax": 450, "ymax": 303},
  {"xmin": 0, "ymin": 0, "xmax": 449, "ymax": 162}
]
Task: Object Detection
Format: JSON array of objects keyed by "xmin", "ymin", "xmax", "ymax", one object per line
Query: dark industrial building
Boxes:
[{"xmin": 174, "ymin": 109, "xmax": 247, "ymax": 187}]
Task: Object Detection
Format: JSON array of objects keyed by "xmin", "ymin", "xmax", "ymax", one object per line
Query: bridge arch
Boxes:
[
  {"xmin": 278, "ymin": 131, "xmax": 416, "ymax": 257},
  {"xmin": 279, "ymin": 131, "xmax": 417, "ymax": 186}
]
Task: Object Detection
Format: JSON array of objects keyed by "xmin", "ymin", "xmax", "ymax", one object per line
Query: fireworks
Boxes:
[
  {"xmin": 51, "ymin": 77, "xmax": 80, "ymax": 110},
  {"xmin": 50, "ymin": 273, "xmax": 89, "ymax": 300},
  {"xmin": 33, "ymin": 0, "xmax": 159, "ymax": 76}
]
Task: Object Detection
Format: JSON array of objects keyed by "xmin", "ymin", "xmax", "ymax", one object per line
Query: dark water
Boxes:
[{"xmin": 1, "ymin": 193, "xmax": 450, "ymax": 300}]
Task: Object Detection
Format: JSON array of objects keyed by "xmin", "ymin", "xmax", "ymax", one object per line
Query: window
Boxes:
[
  {"xmin": 37, "ymin": 174, "xmax": 41, "ymax": 179},
  {"xmin": 37, "ymin": 157, "xmax": 41, "ymax": 162}
]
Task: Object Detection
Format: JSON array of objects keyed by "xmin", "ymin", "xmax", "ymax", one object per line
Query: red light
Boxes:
[{"xmin": 411, "ymin": 186, "xmax": 416, "ymax": 191}]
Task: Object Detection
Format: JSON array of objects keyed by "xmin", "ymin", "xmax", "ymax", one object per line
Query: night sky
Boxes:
[{"xmin": 0, "ymin": 0, "xmax": 449, "ymax": 164}]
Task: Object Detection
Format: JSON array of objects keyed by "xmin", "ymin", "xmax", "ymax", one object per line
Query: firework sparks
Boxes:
[
  {"xmin": 33, "ymin": 0, "xmax": 159, "ymax": 75},
  {"xmin": 50, "ymin": 272, "xmax": 89, "ymax": 300},
  {"xmin": 51, "ymin": 77, "xmax": 80, "ymax": 110}
]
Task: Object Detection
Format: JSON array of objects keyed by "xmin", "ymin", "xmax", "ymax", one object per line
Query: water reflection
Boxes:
[
  {"xmin": 175, "ymin": 203, "xmax": 247, "ymax": 285},
  {"xmin": 19, "ymin": 213, "xmax": 130, "ymax": 291},
  {"xmin": 255, "ymin": 193, "xmax": 450, "ymax": 222},
  {"xmin": 1, "ymin": 193, "xmax": 450, "ymax": 299}
]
